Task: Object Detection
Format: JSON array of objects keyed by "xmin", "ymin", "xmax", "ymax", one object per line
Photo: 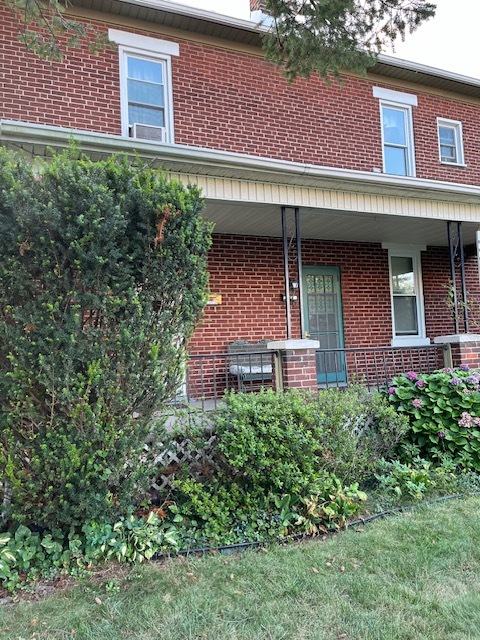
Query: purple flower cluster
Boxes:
[
  {"xmin": 466, "ymin": 373, "xmax": 480, "ymax": 385},
  {"xmin": 458, "ymin": 412, "xmax": 480, "ymax": 428},
  {"xmin": 450, "ymin": 377, "xmax": 462, "ymax": 386},
  {"xmin": 438, "ymin": 431, "xmax": 446, "ymax": 438},
  {"xmin": 388, "ymin": 387, "xmax": 396, "ymax": 395},
  {"xmin": 415, "ymin": 379, "xmax": 426, "ymax": 388},
  {"xmin": 412, "ymin": 398, "xmax": 423, "ymax": 409},
  {"xmin": 459, "ymin": 364, "xmax": 471, "ymax": 372},
  {"xmin": 406, "ymin": 371, "xmax": 418, "ymax": 381}
]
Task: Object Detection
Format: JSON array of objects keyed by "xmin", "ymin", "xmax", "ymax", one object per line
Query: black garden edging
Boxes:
[{"xmin": 154, "ymin": 491, "xmax": 480, "ymax": 561}]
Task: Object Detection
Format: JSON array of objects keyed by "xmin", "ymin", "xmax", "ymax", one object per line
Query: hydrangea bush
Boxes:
[{"xmin": 386, "ymin": 367, "xmax": 480, "ymax": 469}]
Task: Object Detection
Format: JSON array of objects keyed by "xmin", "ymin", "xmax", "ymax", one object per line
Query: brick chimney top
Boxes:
[{"xmin": 250, "ymin": 0, "xmax": 266, "ymax": 11}]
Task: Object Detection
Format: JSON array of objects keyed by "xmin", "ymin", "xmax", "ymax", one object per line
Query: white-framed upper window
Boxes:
[
  {"xmin": 437, "ymin": 118, "xmax": 465, "ymax": 166},
  {"xmin": 108, "ymin": 29, "xmax": 179, "ymax": 144},
  {"xmin": 373, "ymin": 87, "xmax": 417, "ymax": 177},
  {"xmin": 383, "ymin": 244, "xmax": 429, "ymax": 347}
]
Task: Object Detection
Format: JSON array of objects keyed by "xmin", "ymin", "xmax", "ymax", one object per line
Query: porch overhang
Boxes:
[{"xmin": 2, "ymin": 119, "xmax": 480, "ymax": 246}]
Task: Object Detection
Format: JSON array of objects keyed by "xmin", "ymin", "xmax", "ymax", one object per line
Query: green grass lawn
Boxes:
[{"xmin": 2, "ymin": 496, "xmax": 480, "ymax": 640}]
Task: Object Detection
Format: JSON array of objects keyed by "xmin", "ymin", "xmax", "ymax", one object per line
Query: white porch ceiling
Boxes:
[{"xmin": 203, "ymin": 200, "xmax": 480, "ymax": 247}]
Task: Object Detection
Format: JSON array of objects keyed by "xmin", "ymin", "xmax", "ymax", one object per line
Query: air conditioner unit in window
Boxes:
[{"xmin": 130, "ymin": 123, "xmax": 166, "ymax": 143}]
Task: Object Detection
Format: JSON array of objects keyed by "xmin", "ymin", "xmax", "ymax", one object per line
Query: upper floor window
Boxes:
[
  {"xmin": 373, "ymin": 87, "xmax": 417, "ymax": 177},
  {"xmin": 109, "ymin": 29, "xmax": 179, "ymax": 144},
  {"xmin": 437, "ymin": 118, "xmax": 465, "ymax": 165}
]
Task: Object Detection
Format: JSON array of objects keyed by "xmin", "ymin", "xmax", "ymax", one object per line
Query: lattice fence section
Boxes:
[{"xmin": 150, "ymin": 432, "xmax": 220, "ymax": 493}]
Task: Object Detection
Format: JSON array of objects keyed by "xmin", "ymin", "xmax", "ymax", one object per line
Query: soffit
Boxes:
[
  {"xmin": 73, "ymin": 0, "xmax": 262, "ymax": 46},
  {"xmin": 202, "ymin": 200, "xmax": 479, "ymax": 247}
]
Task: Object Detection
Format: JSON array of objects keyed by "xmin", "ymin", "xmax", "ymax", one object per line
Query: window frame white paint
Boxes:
[
  {"xmin": 108, "ymin": 29, "xmax": 178, "ymax": 144},
  {"xmin": 373, "ymin": 87, "xmax": 417, "ymax": 178},
  {"xmin": 383, "ymin": 243, "xmax": 429, "ymax": 347},
  {"xmin": 437, "ymin": 117, "xmax": 465, "ymax": 166}
]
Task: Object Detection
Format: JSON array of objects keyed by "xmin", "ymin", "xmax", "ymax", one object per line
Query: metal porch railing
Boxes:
[
  {"xmin": 179, "ymin": 350, "xmax": 276, "ymax": 409},
  {"xmin": 315, "ymin": 344, "xmax": 448, "ymax": 391}
]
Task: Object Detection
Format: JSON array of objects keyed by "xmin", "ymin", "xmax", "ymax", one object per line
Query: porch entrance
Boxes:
[{"xmin": 302, "ymin": 267, "xmax": 346, "ymax": 385}]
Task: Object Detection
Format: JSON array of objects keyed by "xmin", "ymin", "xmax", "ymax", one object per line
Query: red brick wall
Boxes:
[
  {"xmin": 2, "ymin": 7, "xmax": 480, "ymax": 185},
  {"xmin": 189, "ymin": 234, "xmax": 480, "ymax": 354}
]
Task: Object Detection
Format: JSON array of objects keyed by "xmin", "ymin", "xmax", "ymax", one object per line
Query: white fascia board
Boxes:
[
  {"xmin": 377, "ymin": 54, "xmax": 480, "ymax": 87},
  {"xmin": 118, "ymin": 0, "xmax": 269, "ymax": 33},
  {"xmin": 2, "ymin": 119, "xmax": 480, "ymax": 202}
]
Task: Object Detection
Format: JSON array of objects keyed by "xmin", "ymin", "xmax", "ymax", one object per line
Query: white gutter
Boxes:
[
  {"xmin": 376, "ymin": 53, "xmax": 480, "ymax": 87},
  {"xmin": 2, "ymin": 119, "xmax": 480, "ymax": 203},
  {"xmin": 118, "ymin": 0, "xmax": 268, "ymax": 32}
]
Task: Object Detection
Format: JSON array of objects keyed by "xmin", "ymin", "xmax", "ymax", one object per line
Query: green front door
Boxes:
[{"xmin": 302, "ymin": 267, "xmax": 346, "ymax": 385}]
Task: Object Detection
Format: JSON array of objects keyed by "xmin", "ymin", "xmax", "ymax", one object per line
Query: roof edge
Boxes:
[{"xmin": 2, "ymin": 120, "xmax": 480, "ymax": 206}]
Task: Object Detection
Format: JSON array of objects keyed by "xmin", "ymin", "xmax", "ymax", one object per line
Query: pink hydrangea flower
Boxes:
[
  {"xmin": 388, "ymin": 387, "xmax": 396, "ymax": 395},
  {"xmin": 415, "ymin": 379, "xmax": 426, "ymax": 388},
  {"xmin": 406, "ymin": 371, "xmax": 418, "ymax": 381},
  {"xmin": 459, "ymin": 412, "xmax": 473, "ymax": 428},
  {"xmin": 438, "ymin": 431, "xmax": 446, "ymax": 438},
  {"xmin": 412, "ymin": 398, "xmax": 423, "ymax": 409}
]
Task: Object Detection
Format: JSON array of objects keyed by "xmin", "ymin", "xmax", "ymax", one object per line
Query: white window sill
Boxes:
[
  {"xmin": 391, "ymin": 337, "xmax": 431, "ymax": 348},
  {"xmin": 440, "ymin": 161, "xmax": 467, "ymax": 168}
]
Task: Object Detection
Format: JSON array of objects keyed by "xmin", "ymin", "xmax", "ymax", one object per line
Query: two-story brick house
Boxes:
[{"xmin": 2, "ymin": 0, "xmax": 480, "ymax": 395}]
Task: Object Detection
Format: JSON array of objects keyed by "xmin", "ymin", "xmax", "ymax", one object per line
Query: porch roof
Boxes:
[{"xmin": 1, "ymin": 119, "xmax": 480, "ymax": 246}]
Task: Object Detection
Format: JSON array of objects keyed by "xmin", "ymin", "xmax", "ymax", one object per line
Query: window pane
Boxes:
[
  {"xmin": 439, "ymin": 126, "xmax": 454, "ymax": 145},
  {"xmin": 384, "ymin": 146, "xmax": 407, "ymax": 176},
  {"xmin": 128, "ymin": 105, "xmax": 164, "ymax": 127},
  {"xmin": 393, "ymin": 297, "xmax": 418, "ymax": 335},
  {"xmin": 440, "ymin": 144, "xmax": 456, "ymax": 162},
  {"xmin": 382, "ymin": 107, "xmax": 406, "ymax": 145},
  {"xmin": 128, "ymin": 79, "xmax": 165, "ymax": 107},
  {"xmin": 127, "ymin": 57, "xmax": 163, "ymax": 83},
  {"xmin": 391, "ymin": 256, "xmax": 415, "ymax": 294}
]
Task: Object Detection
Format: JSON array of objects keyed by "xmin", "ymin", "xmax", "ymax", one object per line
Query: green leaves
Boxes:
[
  {"xmin": 0, "ymin": 147, "xmax": 212, "ymax": 530},
  {"xmin": 387, "ymin": 367, "xmax": 480, "ymax": 470},
  {"xmin": 261, "ymin": 0, "xmax": 436, "ymax": 81}
]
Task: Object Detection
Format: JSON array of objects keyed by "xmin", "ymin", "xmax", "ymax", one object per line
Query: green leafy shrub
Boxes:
[
  {"xmin": 386, "ymin": 367, "xmax": 480, "ymax": 469},
  {"xmin": 213, "ymin": 389, "xmax": 325, "ymax": 494},
  {"xmin": 0, "ymin": 147, "xmax": 212, "ymax": 529},
  {"xmin": 294, "ymin": 476, "xmax": 367, "ymax": 533},
  {"xmin": 0, "ymin": 512, "xmax": 180, "ymax": 592},
  {"xmin": 82, "ymin": 512, "xmax": 179, "ymax": 564},
  {"xmin": 315, "ymin": 386, "xmax": 409, "ymax": 484}
]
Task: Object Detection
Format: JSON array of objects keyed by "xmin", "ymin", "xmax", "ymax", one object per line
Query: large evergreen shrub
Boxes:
[{"xmin": 0, "ymin": 147, "xmax": 212, "ymax": 529}]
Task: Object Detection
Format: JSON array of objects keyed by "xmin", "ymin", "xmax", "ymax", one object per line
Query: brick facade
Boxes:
[
  {"xmin": 2, "ymin": 6, "xmax": 480, "ymax": 185},
  {"xmin": 3, "ymin": 5, "xmax": 480, "ymax": 388},
  {"xmin": 189, "ymin": 234, "xmax": 480, "ymax": 354}
]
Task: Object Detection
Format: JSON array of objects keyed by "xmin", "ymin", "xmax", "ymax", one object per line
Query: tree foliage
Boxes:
[
  {"xmin": 0, "ymin": 147, "xmax": 212, "ymax": 529},
  {"xmin": 7, "ymin": 0, "xmax": 436, "ymax": 75},
  {"xmin": 259, "ymin": 0, "xmax": 436, "ymax": 81},
  {"xmin": 5, "ymin": 0, "xmax": 110, "ymax": 60}
]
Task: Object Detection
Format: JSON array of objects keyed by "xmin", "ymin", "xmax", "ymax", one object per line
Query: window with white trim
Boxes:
[
  {"xmin": 108, "ymin": 29, "xmax": 179, "ymax": 144},
  {"xmin": 373, "ymin": 87, "xmax": 417, "ymax": 177},
  {"xmin": 437, "ymin": 118, "xmax": 465, "ymax": 165},
  {"xmin": 383, "ymin": 244, "xmax": 429, "ymax": 347}
]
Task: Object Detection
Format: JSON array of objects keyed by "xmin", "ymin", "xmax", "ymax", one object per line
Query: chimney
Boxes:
[{"xmin": 250, "ymin": 0, "xmax": 266, "ymax": 11}]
